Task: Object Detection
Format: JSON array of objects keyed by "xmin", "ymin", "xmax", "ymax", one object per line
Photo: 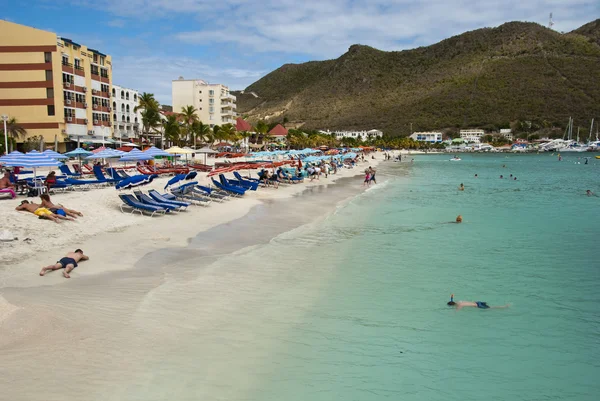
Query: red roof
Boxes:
[
  {"xmin": 236, "ymin": 117, "xmax": 253, "ymax": 132},
  {"xmin": 269, "ymin": 124, "xmax": 288, "ymax": 137}
]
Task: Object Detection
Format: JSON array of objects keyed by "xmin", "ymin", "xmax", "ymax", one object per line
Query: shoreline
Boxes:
[{"xmin": 0, "ymin": 155, "xmax": 385, "ymax": 290}]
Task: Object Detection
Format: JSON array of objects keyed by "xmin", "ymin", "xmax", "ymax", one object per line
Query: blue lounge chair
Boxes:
[
  {"xmin": 148, "ymin": 190, "xmax": 191, "ymax": 208},
  {"xmin": 118, "ymin": 194, "xmax": 166, "ymax": 216},
  {"xmin": 211, "ymin": 178, "xmax": 246, "ymax": 196},
  {"xmin": 133, "ymin": 190, "xmax": 187, "ymax": 211},
  {"xmin": 196, "ymin": 185, "xmax": 228, "ymax": 201},
  {"xmin": 93, "ymin": 165, "xmax": 120, "ymax": 184},
  {"xmin": 59, "ymin": 164, "xmax": 81, "ymax": 177},
  {"xmin": 221, "ymin": 174, "xmax": 258, "ymax": 191},
  {"xmin": 169, "ymin": 183, "xmax": 212, "ymax": 206},
  {"xmin": 106, "ymin": 167, "xmax": 129, "ymax": 180},
  {"xmin": 234, "ymin": 171, "xmax": 260, "ymax": 183}
]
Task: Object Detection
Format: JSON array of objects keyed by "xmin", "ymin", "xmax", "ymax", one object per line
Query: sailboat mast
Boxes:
[
  {"xmin": 590, "ymin": 119, "xmax": 594, "ymax": 143},
  {"xmin": 576, "ymin": 126, "xmax": 579, "ymax": 143}
]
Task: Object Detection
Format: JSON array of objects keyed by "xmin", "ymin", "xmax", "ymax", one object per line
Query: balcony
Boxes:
[{"xmin": 221, "ymin": 94, "xmax": 236, "ymax": 102}]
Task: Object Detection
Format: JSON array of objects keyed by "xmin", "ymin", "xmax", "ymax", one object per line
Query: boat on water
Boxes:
[{"xmin": 450, "ymin": 156, "xmax": 461, "ymax": 161}]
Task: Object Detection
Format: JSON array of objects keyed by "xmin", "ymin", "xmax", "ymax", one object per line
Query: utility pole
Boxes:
[{"xmin": 548, "ymin": 13, "xmax": 554, "ymax": 29}]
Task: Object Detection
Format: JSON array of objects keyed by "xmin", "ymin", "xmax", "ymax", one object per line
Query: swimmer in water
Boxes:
[
  {"xmin": 447, "ymin": 294, "xmax": 509, "ymax": 310},
  {"xmin": 458, "ymin": 183, "xmax": 464, "ymax": 191},
  {"xmin": 586, "ymin": 190, "xmax": 597, "ymax": 197},
  {"xmin": 500, "ymin": 175, "xmax": 503, "ymax": 179},
  {"xmin": 455, "ymin": 215, "xmax": 462, "ymax": 223}
]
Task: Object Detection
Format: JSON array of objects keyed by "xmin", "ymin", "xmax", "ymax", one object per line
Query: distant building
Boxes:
[
  {"xmin": 500, "ymin": 128, "xmax": 513, "ymax": 141},
  {"xmin": 269, "ymin": 124, "xmax": 288, "ymax": 142},
  {"xmin": 410, "ymin": 131, "xmax": 443, "ymax": 143},
  {"xmin": 172, "ymin": 78, "xmax": 236, "ymax": 127},
  {"xmin": 333, "ymin": 129, "xmax": 383, "ymax": 140},
  {"xmin": 460, "ymin": 129, "xmax": 485, "ymax": 143},
  {"xmin": 111, "ymin": 84, "xmax": 142, "ymax": 142}
]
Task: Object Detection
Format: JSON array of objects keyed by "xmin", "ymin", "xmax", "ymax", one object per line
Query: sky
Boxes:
[{"xmin": 2, "ymin": 0, "xmax": 598, "ymax": 104}]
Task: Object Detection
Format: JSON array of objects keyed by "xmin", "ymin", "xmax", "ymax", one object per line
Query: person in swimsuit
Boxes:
[
  {"xmin": 15, "ymin": 200, "xmax": 73, "ymax": 223},
  {"xmin": 40, "ymin": 249, "xmax": 89, "ymax": 278},
  {"xmin": 447, "ymin": 294, "xmax": 509, "ymax": 310},
  {"xmin": 458, "ymin": 183, "xmax": 464, "ymax": 191},
  {"xmin": 40, "ymin": 194, "xmax": 83, "ymax": 218}
]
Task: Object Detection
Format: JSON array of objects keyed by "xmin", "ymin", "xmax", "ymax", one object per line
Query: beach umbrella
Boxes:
[
  {"xmin": 86, "ymin": 148, "xmax": 125, "ymax": 160},
  {"xmin": 115, "ymin": 174, "xmax": 158, "ymax": 190},
  {"xmin": 144, "ymin": 146, "xmax": 172, "ymax": 157},
  {"xmin": 64, "ymin": 148, "xmax": 93, "ymax": 157},
  {"xmin": 2, "ymin": 151, "xmax": 62, "ymax": 192},
  {"xmin": 164, "ymin": 173, "xmax": 187, "ymax": 189},
  {"xmin": 165, "ymin": 146, "xmax": 194, "ymax": 155},
  {"xmin": 0, "ymin": 150, "xmax": 24, "ymax": 164},
  {"xmin": 185, "ymin": 171, "xmax": 197, "ymax": 180},
  {"xmin": 119, "ymin": 148, "xmax": 154, "ymax": 162},
  {"xmin": 195, "ymin": 146, "xmax": 218, "ymax": 165},
  {"xmin": 43, "ymin": 149, "xmax": 68, "ymax": 160}
]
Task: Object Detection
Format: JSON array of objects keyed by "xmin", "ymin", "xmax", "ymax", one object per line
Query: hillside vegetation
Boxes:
[{"xmin": 237, "ymin": 20, "xmax": 600, "ymax": 135}]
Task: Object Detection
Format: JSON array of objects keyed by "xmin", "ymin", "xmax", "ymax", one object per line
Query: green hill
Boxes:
[{"xmin": 236, "ymin": 20, "xmax": 600, "ymax": 135}]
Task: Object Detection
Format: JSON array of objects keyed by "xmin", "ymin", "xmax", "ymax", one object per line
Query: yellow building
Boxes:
[{"xmin": 0, "ymin": 20, "xmax": 112, "ymax": 152}]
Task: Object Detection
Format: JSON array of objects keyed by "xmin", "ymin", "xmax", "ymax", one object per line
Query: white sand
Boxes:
[{"xmin": 0, "ymin": 154, "xmax": 385, "ymax": 289}]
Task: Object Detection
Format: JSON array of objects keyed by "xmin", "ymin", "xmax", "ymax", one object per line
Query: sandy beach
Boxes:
[{"xmin": 0, "ymin": 154, "xmax": 384, "ymax": 288}]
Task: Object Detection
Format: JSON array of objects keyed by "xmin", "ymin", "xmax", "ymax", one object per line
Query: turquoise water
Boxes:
[
  {"xmin": 3, "ymin": 153, "xmax": 599, "ymax": 401},
  {"xmin": 128, "ymin": 153, "xmax": 599, "ymax": 401}
]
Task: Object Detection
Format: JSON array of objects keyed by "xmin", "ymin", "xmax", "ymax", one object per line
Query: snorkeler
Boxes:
[{"xmin": 447, "ymin": 294, "xmax": 509, "ymax": 310}]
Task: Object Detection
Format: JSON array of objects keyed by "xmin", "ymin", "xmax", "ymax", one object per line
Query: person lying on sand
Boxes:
[
  {"xmin": 40, "ymin": 249, "xmax": 89, "ymax": 278},
  {"xmin": 15, "ymin": 200, "xmax": 74, "ymax": 223},
  {"xmin": 40, "ymin": 194, "xmax": 83, "ymax": 218},
  {"xmin": 447, "ymin": 294, "xmax": 509, "ymax": 310}
]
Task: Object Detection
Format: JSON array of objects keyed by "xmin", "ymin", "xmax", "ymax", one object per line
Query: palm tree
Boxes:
[
  {"xmin": 191, "ymin": 120, "xmax": 211, "ymax": 146},
  {"xmin": 180, "ymin": 105, "xmax": 198, "ymax": 146},
  {"xmin": 218, "ymin": 123, "xmax": 236, "ymax": 143},
  {"xmin": 254, "ymin": 120, "xmax": 269, "ymax": 147},
  {"xmin": 1, "ymin": 117, "xmax": 27, "ymax": 153},
  {"xmin": 134, "ymin": 93, "xmax": 160, "ymax": 144},
  {"xmin": 162, "ymin": 115, "xmax": 181, "ymax": 147}
]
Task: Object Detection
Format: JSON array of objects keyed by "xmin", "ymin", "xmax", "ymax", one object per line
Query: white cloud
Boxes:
[
  {"xmin": 78, "ymin": 0, "xmax": 599, "ymax": 58},
  {"xmin": 111, "ymin": 55, "xmax": 265, "ymax": 104}
]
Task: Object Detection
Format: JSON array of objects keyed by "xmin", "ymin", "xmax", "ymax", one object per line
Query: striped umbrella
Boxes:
[
  {"xmin": 43, "ymin": 149, "xmax": 68, "ymax": 160},
  {"xmin": 144, "ymin": 146, "xmax": 172, "ymax": 157},
  {"xmin": 2, "ymin": 151, "xmax": 62, "ymax": 168},
  {"xmin": 119, "ymin": 149, "xmax": 154, "ymax": 162},
  {"xmin": 86, "ymin": 148, "xmax": 126, "ymax": 160},
  {"xmin": 0, "ymin": 150, "xmax": 24, "ymax": 165}
]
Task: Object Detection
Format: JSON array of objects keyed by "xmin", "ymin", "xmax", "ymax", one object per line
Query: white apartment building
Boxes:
[
  {"xmin": 500, "ymin": 128, "xmax": 513, "ymax": 141},
  {"xmin": 332, "ymin": 129, "xmax": 383, "ymax": 140},
  {"xmin": 410, "ymin": 131, "xmax": 443, "ymax": 143},
  {"xmin": 171, "ymin": 78, "xmax": 236, "ymax": 127},
  {"xmin": 460, "ymin": 129, "xmax": 485, "ymax": 143},
  {"xmin": 111, "ymin": 84, "xmax": 142, "ymax": 142}
]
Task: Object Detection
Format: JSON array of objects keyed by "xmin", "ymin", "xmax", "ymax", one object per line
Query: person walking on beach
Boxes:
[
  {"xmin": 447, "ymin": 294, "xmax": 509, "ymax": 310},
  {"xmin": 40, "ymin": 249, "xmax": 89, "ymax": 278},
  {"xmin": 364, "ymin": 170, "xmax": 371, "ymax": 186},
  {"xmin": 369, "ymin": 167, "xmax": 377, "ymax": 184}
]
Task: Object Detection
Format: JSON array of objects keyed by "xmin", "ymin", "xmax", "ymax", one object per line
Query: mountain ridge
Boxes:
[{"xmin": 235, "ymin": 20, "xmax": 600, "ymax": 135}]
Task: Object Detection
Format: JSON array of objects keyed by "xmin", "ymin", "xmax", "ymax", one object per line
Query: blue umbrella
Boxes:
[
  {"xmin": 64, "ymin": 148, "xmax": 93, "ymax": 157},
  {"xmin": 185, "ymin": 171, "xmax": 197, "ymax": 180},
  {"xmin": 164, "ymin": 174, "xmax": 187, "ymax": 189},
  {"xmin": 115, "ymin": 174, "xmax": 158, "ymax": 190},
  {"xmin": 119, "ymin": 149, "xmax": 154, "ymax": 162},
  {"xmin": 43, "ymin": 149, "xmax": 68, "ymax": 160},
  {"xmin": 86, "ymin": 149, "xmax": 125, "ymax": 160},
  {"xmin": 2, "ymin": 151, "xmax": 62, "ymax": 168},
  {"xmin": 0, "ymin": 150, "xmax": 24, "ymax": 164},
  {"xmin": 144, "ymin": 146, "xmax": 172, "ymax": 157}
]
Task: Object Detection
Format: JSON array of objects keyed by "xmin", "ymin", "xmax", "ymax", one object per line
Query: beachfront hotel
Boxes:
[
  {"xmin": 0, "ymin": 20, "xmax": 112, "ymax": 152},
  {"xmin": 326, "ymin": 129, "xmax": 383, "ymax": 140},
  {"xmin": 459, "ymin": 129, "xmax": 485, "ymax": 143},
  {"xmin": 111, "ymin": 84, "xmax": 142, "ymax": 143},
  {"xmin": 172, "ymin": 78, "xmax": 237, "ymax": 127},
  {"xmin": 410, "ymin": 131, "xmax": 443, "ymax": 143}
]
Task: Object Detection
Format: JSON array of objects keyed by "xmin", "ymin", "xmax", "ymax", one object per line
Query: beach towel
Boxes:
[{"xmin": 0, "ymin": 188, "xmax": 16, "ymax": 199}]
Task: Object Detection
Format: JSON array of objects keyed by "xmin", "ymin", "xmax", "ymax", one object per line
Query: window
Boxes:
[
  {"xmin": 47, "ymin": 105, "xmax": 55, "ymax": 116},
  {"xmin": 100, "ymin": 57, "xmax": 105, "ymax": 66},
  {"xmin": 74, "ymin": 58, "xmax": 81, "ymax": 69},
  {"xmin": 126, "ymin": 105, "xmax": 129, "ymax": 112},
  {"xmin": 76, "ymin": 93, "xmax": 85, "ymax": 103},
  {"xmin": 122, "ymin": 115, "xmax": 125, "ymax": 122},
  {"xmin": 100, "ymin": 68, "xmax": 108, "ymax": 78},
  {"xmin": 120, "ymin": 90, "xmax": 124, "ymax": 99},
  {"xmin": 93, "ymin": 54, "xmax": 98, "ymax": 63},
  {"xmin": 209, "ymin": 98, "xmax": 214, "ymax": 104},
  {"xmin": 112, "ymin": 88, "xmax": 116, "ymax": 96},
  {"xmin": 126, "ymin": 116, "xmax": 130, "ymax": 122},
  {"xmin": 46, "ymin": 88, "xmax": 54, "ymax": 99},
  {"xmin": 133, "ymin": 94, "xmax": 137, "ymax": 101},
  {"xmin": 121, "ymin": 104, "xmax": 124, "ymax": 111},
  {"xmin": 112, "ymin": 101, "xmax": 116, "ymax": 108},
  {"xmin": 91, "ymin": 65, "xmax": 99, "ymax": 76},
  {"xmin": 209, "ymin": 90, "xmax": 214, "ymax": 96},
  {"xmin": 44, "ymin": 52, "xmax": 51, "ymax": 63},
  {"xmin": 209, "ymin": 106, "xmax": 214, "ymax": 113},
  {"xmin": 113, "ymin": 114, "xmax": 117, "ymax": 121},
  {"xmin": 101, "ymin": 84, "xmax": 109, "ymax": 93},
  {"xmin": 125, "ymin": 92, "xmax": 129, "ymax": 100},
  {"xmin": 45, "ymin": 70, "xmax": 53, "ymax": 81},
  {"xmin": 62, "ymin": 55, "xmax": 69, "ymax": 65}
]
